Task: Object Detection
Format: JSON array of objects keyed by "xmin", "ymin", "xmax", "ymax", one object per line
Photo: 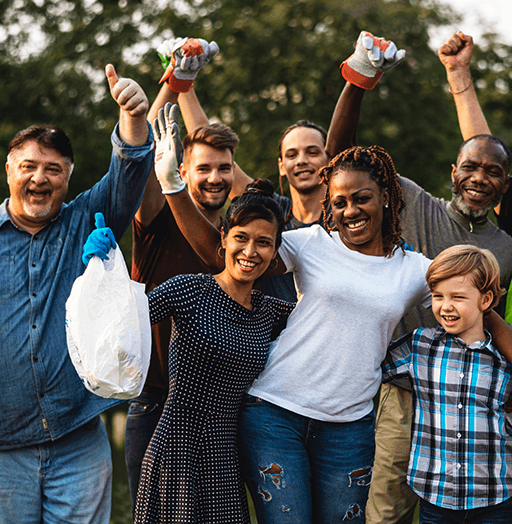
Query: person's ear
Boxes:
[
  {"xmin": 501, "ymin": 174, "xmax": 511, "ymax": 196},
  {"xmin": 451, "ymin": 164, "xmax": 457, "ymax": 184},
  {"xmin": 382, "ymin": 187, "xmax": 389, "ymax": 208},
  {"xmin": 278, "ymin": 157, "xmax": 287, "ymax": 178},
  {"xmin": 179, "ymin": 163, "xmax": 188, "ymax": 185},
  {"xmin": 481, "ymin": 290, "xmax": 494, "ymax": 311},
  {"xmin": 220, "ymin": 228, "xmax": 227, "ymax": 249}
]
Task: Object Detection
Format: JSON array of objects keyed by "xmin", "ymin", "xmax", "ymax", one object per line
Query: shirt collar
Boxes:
[
  {"xmin": 0, "ymin": 199, "xmax": 65, "ymax": 232},
  {"xmin": 434, "ymin": 326, "xmax": 503, "ymax": 358}
]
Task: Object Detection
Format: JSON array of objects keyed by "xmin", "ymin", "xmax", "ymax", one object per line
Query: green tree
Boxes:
[{"xmin": 2, "ymin": 0, "xmax": 508, "ymax": 206}]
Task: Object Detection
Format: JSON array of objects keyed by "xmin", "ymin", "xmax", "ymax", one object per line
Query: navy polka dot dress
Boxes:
[{"xmin": 134, "ymin": 274, "xmax": 294, "ymax": 524}]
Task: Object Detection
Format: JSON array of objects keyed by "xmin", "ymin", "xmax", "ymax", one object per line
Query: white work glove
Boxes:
[
  {"xmin": 341, "ymin": 31, "xmax": 406, "ymax": 90},
  {"xmin": 157, "ymin": 37, "xmax": 219, "ymax": 92},
  {"xmin": 152, "ymin": 103, "xmax": 185, "ymax": 194}
]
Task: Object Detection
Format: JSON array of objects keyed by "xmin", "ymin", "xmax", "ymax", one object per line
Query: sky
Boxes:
[{"xmin": 430, "ymin": 0, "xmax": 512, "ymax": 48}]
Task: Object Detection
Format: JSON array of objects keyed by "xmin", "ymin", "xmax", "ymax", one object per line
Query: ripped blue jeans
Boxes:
[{"xmin": 238, "ymin": 394, "xmax": 375, "ymax": 523}]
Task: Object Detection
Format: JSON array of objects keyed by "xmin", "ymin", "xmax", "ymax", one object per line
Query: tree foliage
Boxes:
[{"xmin": 1, "ymin": 0, "xmax": 510, "ymax": 209}]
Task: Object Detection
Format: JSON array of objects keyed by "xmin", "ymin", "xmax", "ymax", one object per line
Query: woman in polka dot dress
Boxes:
[{"xmin": 83, "ymin": 179, "xmax": 293, "ymax": 523}]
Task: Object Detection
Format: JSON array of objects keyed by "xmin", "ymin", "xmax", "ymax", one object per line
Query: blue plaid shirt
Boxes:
[
  {"xmin": 382, "ymin": 327, "xmax": 512, "ymax": 510},
  {"xmin": 0, "ymin": 124, "xmax": 153, "ymax": 450}
]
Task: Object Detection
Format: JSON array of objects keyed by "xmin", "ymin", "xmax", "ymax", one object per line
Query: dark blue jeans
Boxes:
[
  {"xmin": 238, "ymin": 394, "xmax": 375, "ymax": 523},
  {"xmin": 124, "ymin": 389, "xmax": 166, "ymax": 512},
  {"xmin": 420, "ymin": 498, "xmax": 512, "ymax": 524}
]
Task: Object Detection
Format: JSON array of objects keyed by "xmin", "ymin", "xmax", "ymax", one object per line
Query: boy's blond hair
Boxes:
[{"xmin": 426, "ymin": 245, "xmax": 505, "ymax": 310}]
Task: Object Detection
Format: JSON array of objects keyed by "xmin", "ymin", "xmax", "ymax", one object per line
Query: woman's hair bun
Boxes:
[{"xmin": 243, "ymin": 178, "xmax": 275, "ymax": 199}]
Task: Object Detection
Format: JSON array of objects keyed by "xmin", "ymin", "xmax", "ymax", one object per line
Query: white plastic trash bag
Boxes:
[{"xmin": 65, "ymin": 246, "xmax": 151, "ymax": 399}]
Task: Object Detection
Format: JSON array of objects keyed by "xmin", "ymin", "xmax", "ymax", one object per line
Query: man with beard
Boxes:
[{"xmin": 327, "ymin": 31, "xmax": 512, "ymax": 524}]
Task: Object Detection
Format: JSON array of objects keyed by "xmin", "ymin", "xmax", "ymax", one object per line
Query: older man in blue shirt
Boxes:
[{"xmin": 0, "ymin": 64, "xmax": 154, "ymax": 523}]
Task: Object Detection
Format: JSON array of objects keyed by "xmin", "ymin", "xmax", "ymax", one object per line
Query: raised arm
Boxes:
[
  {"xmin": 135, "ymin": 37, "xmax": 220, "ymax": 227},
  {"xmin": 325, "ymin": 31, "xmax": 406, "ymax": 158},
  {"xmin": 438, "ymin": 32, "xmax": 491, "ymax": 140},
  {"xmin": 135, "ymin": 84, "xmax": 179, "ymax": 226},
  {"xmin": 151, "ymin": 102, "xmax": 223, "ymax": 268},
  {"xmin": 325, "ymin": 83, "xmax": 365, "ymax": 158},
  {"xmin": 106, "ymin": 64, "xmax": 149, "ymax": 146},
  {"xmin": 157, "ymin": 37, "xmax": 252, "ymax": 201},
  {"xmin": 153, "ymin": 103, "xmax": 287, "ymax": 277}
]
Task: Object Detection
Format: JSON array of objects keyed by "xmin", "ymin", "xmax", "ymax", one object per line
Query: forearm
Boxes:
[
  {"xmin": 118, "ymin": 112, "xmax": 150, "ymax": 146},
  {"xmin": 325, "ymin": 82, "xmax": 364, "ymax": 158},
  {"xmin": 165, "ymin": 189, "xmax": 223, "ymax": 269},
  {"xmin": 178, "ymin": 89, "xmax": 209, "ymax": 132},
  {"xmin": 148, "ymin": 83, "xmax": 179, "ymax": 124},
  {"xmin": 448, "ymin": 69, "xmax": 490, "ymax": 140},
  {"xmin": 484, "ymin": 310, "xmax": 512, "ymax": 364}
]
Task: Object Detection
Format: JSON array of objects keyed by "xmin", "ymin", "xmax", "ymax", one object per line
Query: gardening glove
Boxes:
[
  {"xmin": 341, "ymin": 31, "xmax": 406, "ymax": 90},
  {"xmin": 158, "ymin": 37, "xmax": 219, "ymax": 92},
  {"xmin": 152, "ymin": 102, "xmax": 185, "ymax": 194},
  {"xmin": 82, "ymin": 212, "xmax": 117, "ymax": 266}
]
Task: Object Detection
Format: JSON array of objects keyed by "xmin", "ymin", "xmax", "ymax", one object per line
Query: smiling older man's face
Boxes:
[
  {"xmin": 451, "ymin": 137, "xmax": 510, "ymax": 219},
  {"xmin": 6, "ymin": 140, "xmax": 72, "ymax": 234}
]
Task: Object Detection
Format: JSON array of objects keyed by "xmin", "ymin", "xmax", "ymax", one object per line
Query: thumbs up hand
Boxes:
[{"xmin": 105, "ymin": 64, "xmax": 149, "ymax": 118}]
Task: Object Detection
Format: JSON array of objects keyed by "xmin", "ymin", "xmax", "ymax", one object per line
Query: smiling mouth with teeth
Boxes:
[
  {"xmin": 238, "ymin": 259, "xmax": 257, "ymax": 269},
  {"xmin": 346, "ymin": 219, "xmax": 368, "ymax": 230}
]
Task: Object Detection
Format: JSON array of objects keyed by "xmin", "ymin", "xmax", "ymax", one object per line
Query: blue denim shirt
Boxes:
[{"xmin": 0, "ymin": 123, "xmax": 153, "ymax": 450}]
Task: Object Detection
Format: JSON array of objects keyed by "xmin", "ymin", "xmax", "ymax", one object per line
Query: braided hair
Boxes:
[
  {"xmin": 223, "ymin": 178, "xmax": 285, "ymax": 249},
  {"xmin": 319, "ymin": 145, "xmax": 405, "ymax": 257}
]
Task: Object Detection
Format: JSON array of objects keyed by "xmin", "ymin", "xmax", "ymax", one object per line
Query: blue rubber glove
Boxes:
[
  {"xmin": 400, "ymin": 239, "xmax": 416, "ymax": 252},
  {"xmin": 82, "ymin": 212, "xmax": 117, "ymax": 266}
]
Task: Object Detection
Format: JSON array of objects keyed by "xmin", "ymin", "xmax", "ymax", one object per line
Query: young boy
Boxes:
[{"xmin": 382, "ymin": 244, "xmax": 512, "ymax": 524}]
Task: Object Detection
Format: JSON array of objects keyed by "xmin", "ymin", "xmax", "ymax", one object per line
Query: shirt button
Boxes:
[
  {"xmin": 32, "ymin": 293, "xmax": 37, "ymax": 297},
  {"xmin": 32, "ymin": 325, "xmax": 36, "ymax": 329},
  {"xmin": 31, "ymin": 263, "xmax": 36, "ymax": 268},
  {"xmin": 456, "ymin": 463, "xmax": 461, "ymax": 469},
  {"xmin": 33, "ymin": 357, "xmax": 38, "ymax": 362},
  {"xmin": 459, "ymin": 373, "xmax": 464, "ymax": 379},
  {"xmin": 458, "ymin": 403, "xmax": 463, "ymax": 409},
  {"xmin": 457, "ymin": 432, "xmax": 462, "ymax": 438}
]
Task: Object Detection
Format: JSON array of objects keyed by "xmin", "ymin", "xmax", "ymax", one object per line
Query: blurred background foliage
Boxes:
[{"xmin": 2, "ymin": 0, "xmax": 512, "ymax": 210}]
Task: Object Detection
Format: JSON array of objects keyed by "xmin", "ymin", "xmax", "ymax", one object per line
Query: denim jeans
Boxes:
[
  {"xmin": 420, "ymin": 497, "xmax": 512, "ymax": 524},
  {"xmin": 124, "ymin": 388, "xmax": 167, "ymax": 511},
  {"xmin": 238, "ymin": 394, "xmax": 375, "ymax": 523},
  {"xmin": 0, "ymin": 416, "xmax": 111, "ymax": 524}
]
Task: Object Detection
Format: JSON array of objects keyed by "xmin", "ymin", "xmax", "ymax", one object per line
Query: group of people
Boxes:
[{"xmin": 1, "ymin": 26, "xmax": 511, "ymax": 524}]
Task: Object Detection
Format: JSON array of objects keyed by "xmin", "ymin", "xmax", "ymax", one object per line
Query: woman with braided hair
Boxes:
[
  {"xmin": 233, "ymin": 145, "xmax": 431, "ymax": 523},
  {"xmin": 320, "ymin": 144, "xmax": 405, "ymax": 255}
]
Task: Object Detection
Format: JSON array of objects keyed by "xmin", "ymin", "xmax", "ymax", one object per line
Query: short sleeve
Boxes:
[
  {"xmin": 148, "ymin": 274, "xmax": 199, "ymax": 325},
  {"xmin": 279, "ymin": 226, "xmax": 319, "ymax": 273}
]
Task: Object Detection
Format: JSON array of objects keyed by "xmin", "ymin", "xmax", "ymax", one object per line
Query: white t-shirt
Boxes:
[{"xmin": 249, "ymin": 225, "xmax": 431, "ymax": 423}]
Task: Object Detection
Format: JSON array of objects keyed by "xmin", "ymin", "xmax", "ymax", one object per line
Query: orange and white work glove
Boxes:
[
  {"xmin": 341, "ymin": 31, "xmax": 406, "ymax": 90},
  {"xmin": 157, "ymin": 37, "xmax": 219, "ymax": 93}
]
